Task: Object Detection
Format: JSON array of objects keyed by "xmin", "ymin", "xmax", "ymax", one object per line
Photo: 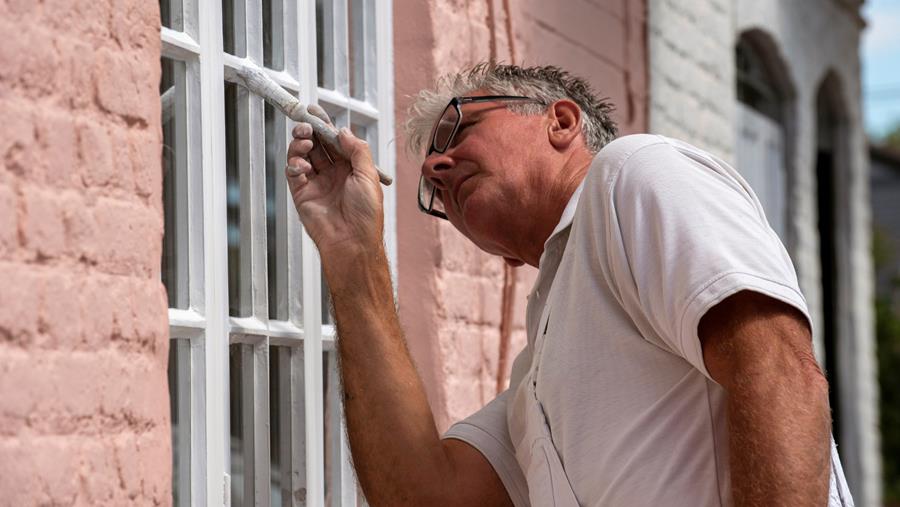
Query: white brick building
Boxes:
[{"xmin": 649, "ymin": 0, "xmax": 881, "ymax": 504}]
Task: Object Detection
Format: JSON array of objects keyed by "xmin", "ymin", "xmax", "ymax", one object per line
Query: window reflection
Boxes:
[
  {"xmin": 229, "ymin": 344, "xmax": 246, "ymax": 506},
  {"xmin": 265, "ymin": 104, "xmax": 286, "ymax": 320},
  {"xmin": 225, "ymin": 81, "xmax": 244, "ymax": 317},
  {"xmin": 263, "ymin": 0, "xmax": 285, "ymax": 71},
  {"xmin": 161, "ymin": 57, "xmax": 189, "ymax": 310},
  {"xmin": 167, "ymin": 340, "xmax": 191, "ymax": 506},
  {"xmin": 159, "ymin": 0, "xmax": 184, "ymax": 31}
]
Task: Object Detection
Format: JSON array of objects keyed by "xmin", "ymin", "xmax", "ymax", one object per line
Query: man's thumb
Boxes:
[{"xmin": 338, "ymin": 128, "xmax": 375, "ymax": 176}]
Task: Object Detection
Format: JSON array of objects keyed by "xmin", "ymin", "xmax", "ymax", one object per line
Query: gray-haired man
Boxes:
[{"xmin": 285, "ymin": 63, "xmax": 853, "ymax": 506}]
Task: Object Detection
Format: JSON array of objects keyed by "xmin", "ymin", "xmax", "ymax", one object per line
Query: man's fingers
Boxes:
[
  {"xmin": 291, "ymin": 122, "xmax": 313, "ymax": 139},
  {"xmin": 290, "ymin": 172, "xmax": 309, "ymax": 187},
  {"xmin": 287, "ymin": 156, "xmax": 314, "ymax": 173},
  {"xmin": 306, "ymin": 104, "xmax": 332, "ymax": 125},
  {"xmin": 287, "ymin": 105, "xmax": 346, "ymax": 179},
  {"xmin": 287, "ymin": 138, "xmax": 314, "ymax": 159},
  {"xmin": 285, "ymin": 158, "xmax": 314, "ymax": 179}
]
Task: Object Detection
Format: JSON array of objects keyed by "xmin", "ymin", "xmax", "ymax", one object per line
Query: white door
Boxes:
[{"xmin": 736, "ymin": 103, "xmax": 787, "ymax": 241}]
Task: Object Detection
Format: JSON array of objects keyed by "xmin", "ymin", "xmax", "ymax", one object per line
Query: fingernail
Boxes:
[
  {"xmin": 340, "ymin": 127, "xmax": 351, "ymax": 137},
  {"xmin": 286, "ymin": 165, "xmax": 301, "ymax": 176}
]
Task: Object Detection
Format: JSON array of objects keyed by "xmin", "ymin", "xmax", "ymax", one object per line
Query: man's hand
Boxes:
[
  {"xmin": 285, "ymin": 105, "xmax": 384, "ymax": 254},
  {"xmin": 699, "ymin": 290, "xmax": 831, "ymax": 506}
]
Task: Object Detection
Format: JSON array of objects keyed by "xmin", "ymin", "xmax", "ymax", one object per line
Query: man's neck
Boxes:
[{"xmin": 521, "ymin": 152, "xmax": 593, "ymax": 267}]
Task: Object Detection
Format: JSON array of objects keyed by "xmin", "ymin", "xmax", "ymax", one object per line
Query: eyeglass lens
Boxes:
[
  {"xmin": 432, "ymin": 103, "xmax": 460, "ymax": 153},
  {"xmin": 419, "ymin": 176, "xmax": 445, "ymax": 213}
]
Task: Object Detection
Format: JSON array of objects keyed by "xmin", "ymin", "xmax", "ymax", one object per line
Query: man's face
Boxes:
[{"xmin": 420, "ymin": 94, "xmax": 550, "ymax": 259}]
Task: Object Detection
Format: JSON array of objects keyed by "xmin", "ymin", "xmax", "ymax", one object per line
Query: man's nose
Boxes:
[{"xmin": 421, "ymin": 152, "xmax": 455, "ymax": 188}]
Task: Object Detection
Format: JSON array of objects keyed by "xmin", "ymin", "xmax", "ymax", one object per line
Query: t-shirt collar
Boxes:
[
  {"xmin": 538, "ymin": 178, "xmax": 585, "ymax": 268},
  {"xmin": 545, "ymin": 179, "xmax": 585, "ymax": 247}
]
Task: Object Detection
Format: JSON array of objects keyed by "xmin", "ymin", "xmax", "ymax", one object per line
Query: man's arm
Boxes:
[
  {"xmin": 699, "ymin": 290, "xmax": 831, "ymax": 506},
  {"xmin": 322, "ymin": 245, "xmax": 513, "ymax": 507},
  {"xmin": 284, "ymin": 118, "xmax": 512, "ymax": 506}
]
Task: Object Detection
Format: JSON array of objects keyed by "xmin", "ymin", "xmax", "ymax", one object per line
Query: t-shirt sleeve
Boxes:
[
  {"xmin": 442, "ymin": 389, "xmax": 529, "ymax": 507},
  {"xmin": 596, "ymin": 138, "xmax": 811, "ymax": 380}
]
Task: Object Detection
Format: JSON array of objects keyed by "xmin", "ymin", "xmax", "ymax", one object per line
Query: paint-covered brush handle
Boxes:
[{"xmin": 234, "ymin": 65, "xmax": 393, "ymax": 186}]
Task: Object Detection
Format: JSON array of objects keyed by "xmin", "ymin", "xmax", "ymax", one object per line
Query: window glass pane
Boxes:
[
  {"xmin": 161, "ymin": 57, "xmax": 189, "ymax": 310},
  {"xmin": 229, "ymin": 344, "xmax": 247, "ymax": 506},
  {"xmin": 323, "ymin": 352, "xmax": 337, "ymax": 506},
  {"xmin": 225, "ymin": 81, "xmax": 244, "ymax": 317},
  {"xmin": 348, "ymin": 0, "xmax": 365, "ymax": 100},
  {"xmin": 270, "ymin": 346, "xmax": 295, "ymax": 505},
  {"xmin": 160, "ymin": 0, "xmax": 184, "ymax": 31},
  {"xmin": 321, "ymin": 277, "xmax": 334, "ymax": 325},
  {"xmin": 269, "ymin": 345, "xmax": 284, "ymax": 504},
  {"xmin": 223, "ymin": 0, "xmax": 246, "ymax": 57},
  {"xmin": 222, "ymin": 0, "xmax": 235, "ymax": 54},
  {"xmin": 263, "ymin": 0, "xmax": 285, "ymax": 71},
  {"xmin": 315, "ymin": 0, "xmax": 334, "ymax": 89},
  {"xmin": 735, "ymin": 39, "xmax": 779, "ymax": 121},
  {"xmin": 168, "ymin": 339, "xmax": 191, "ymax": 506},
  {"xmin": 265, "ymin": 104, "xmax": 287, "ymax": 320}
]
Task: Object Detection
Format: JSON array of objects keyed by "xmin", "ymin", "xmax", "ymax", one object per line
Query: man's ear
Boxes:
[{"xmin": 547, "ymin": 99, "xmax": 582, "ymax": 150}]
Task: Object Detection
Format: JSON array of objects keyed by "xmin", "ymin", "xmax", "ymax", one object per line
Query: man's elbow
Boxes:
[{"xmin": 795, "ymin": 355, "xmax": 832, "ymax": 422}]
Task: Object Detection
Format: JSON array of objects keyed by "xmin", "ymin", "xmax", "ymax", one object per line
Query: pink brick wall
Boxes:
[
  {"xmin": 395, "ymin": 0, "xmax": 648, "ymax": 431},
  {"xmin": 0, "ymin": 0, "xmax": 170, "ymax": 504}
]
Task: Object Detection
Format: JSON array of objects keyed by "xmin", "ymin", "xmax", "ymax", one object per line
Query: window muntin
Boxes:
[{"xmin": 160, "ymin": 1, "xmax": 395, "ymax": 505}]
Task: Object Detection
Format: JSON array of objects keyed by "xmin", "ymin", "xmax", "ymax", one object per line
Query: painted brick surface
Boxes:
[
  {"xmin": 0, "ymin": 0, "xmax": 169, "ymax": 504},
  {"xmin": 395, "ymin": 0, "xmax": 647, "ymax": 431},
  {"xmin": 648, "ymin": 0, "xmax": 879, "ymax": 504},
  {"xmin": 648, "ymin": 0, "xmax": 735, "ymax": 161}
]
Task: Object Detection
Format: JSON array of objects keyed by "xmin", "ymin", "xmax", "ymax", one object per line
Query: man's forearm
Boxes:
[
  {"xmin": 321, "ymin": 244, "xmax": 450, "ymax": 505},
  {"xmin": 725, "ymin": 350, "xmax": 832, "ymax": 505}
]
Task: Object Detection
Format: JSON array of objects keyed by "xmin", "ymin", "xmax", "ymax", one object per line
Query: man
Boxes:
[{"xmin": 285, "ymin": 64, "xmax": 854, "ymax": 506}]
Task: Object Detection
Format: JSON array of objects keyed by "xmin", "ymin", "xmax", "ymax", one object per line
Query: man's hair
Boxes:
[{"xmin": 405, "ymin": 62, "xmax": 618, "ymax": 155}]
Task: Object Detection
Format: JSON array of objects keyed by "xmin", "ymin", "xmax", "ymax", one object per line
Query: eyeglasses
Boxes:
[{"xmin": 418, "ymin": 95, "xmax": 539, "ymax": 220}]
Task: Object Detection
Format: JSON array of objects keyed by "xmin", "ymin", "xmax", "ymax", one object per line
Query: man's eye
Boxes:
[{"xmin": 452, "ymin": 122, "xmax": 475, "ymax": 145}]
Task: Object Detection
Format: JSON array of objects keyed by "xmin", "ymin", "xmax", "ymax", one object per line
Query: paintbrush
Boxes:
[{"xmin": 234, "ymin": 64, "xmax": 393, "ymax": 186}]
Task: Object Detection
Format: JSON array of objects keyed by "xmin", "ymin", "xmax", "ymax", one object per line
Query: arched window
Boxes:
[{"xmin": 734, "ymin": 31, "xmax": 794, "ymax": 242}]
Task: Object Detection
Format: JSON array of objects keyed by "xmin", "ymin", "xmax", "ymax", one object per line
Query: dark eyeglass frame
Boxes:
[{"xmin": 418, "ymin": 95, "xmax": 539, "ymax": 220}]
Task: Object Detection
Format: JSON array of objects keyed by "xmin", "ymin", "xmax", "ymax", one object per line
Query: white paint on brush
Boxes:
[{"xmin": 234, "ymin": 63, "xmax": 393, "ymax": 186}]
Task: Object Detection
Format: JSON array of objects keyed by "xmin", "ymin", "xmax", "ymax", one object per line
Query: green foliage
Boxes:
[
  {"xmin": 873, "ymin": 227, "xmax": 896, "ymax": 274},
  {"xmin": 884, "ymin": 122, "xmax": 900, "ymax": 149},
  {"xmin": 877, "ymin": 295, "xmax": 900, "ymax": 503},
  {"xmin": 875, "ymin": 220, "xmax": 900, "ymax": 503}
]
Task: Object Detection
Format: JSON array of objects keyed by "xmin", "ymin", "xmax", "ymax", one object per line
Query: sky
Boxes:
[{"xmin": 863, "ymin": 0, "xmax": 900, "ymax": 140}]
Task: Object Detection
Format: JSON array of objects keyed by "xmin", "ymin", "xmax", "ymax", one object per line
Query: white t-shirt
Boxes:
[{"xmin": 443, "ymin": 134, "xmax": 854, "ymax": 506}]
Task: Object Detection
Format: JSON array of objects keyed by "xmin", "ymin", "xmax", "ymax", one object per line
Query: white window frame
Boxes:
[{"xmin": 160, "ymin": 1, "xmax": 395, "ymax": 505}]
